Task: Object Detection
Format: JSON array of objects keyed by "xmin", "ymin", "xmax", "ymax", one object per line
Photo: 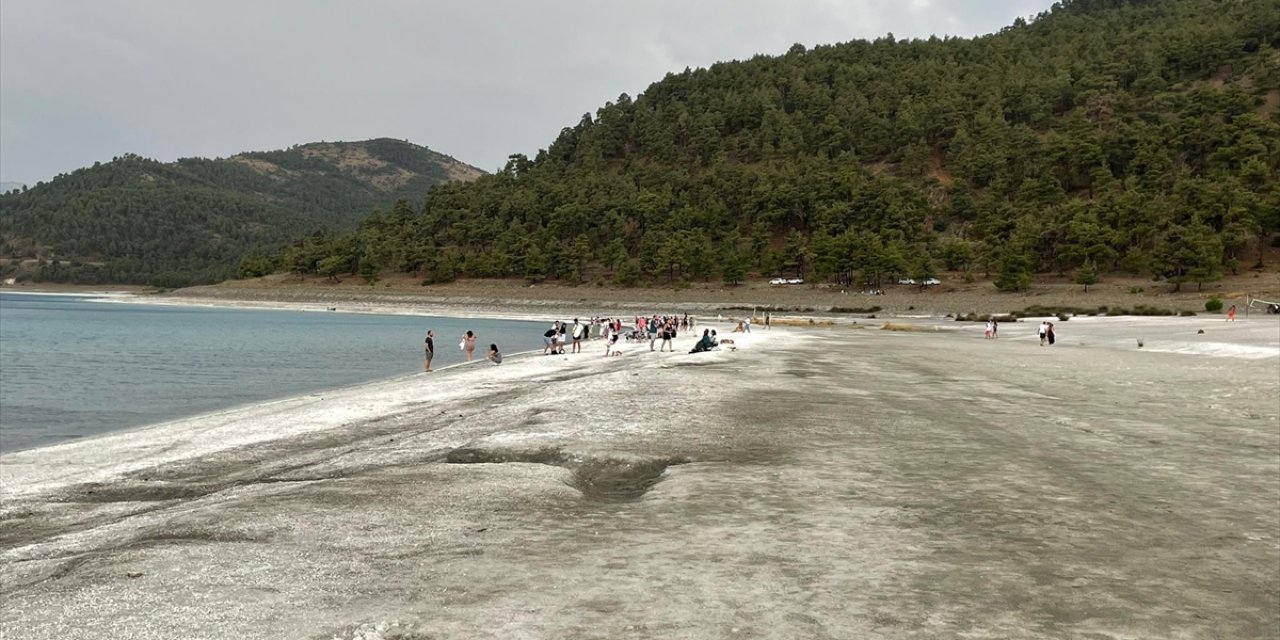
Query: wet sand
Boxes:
[{"xmin": 1, "ymin": 315, "xmax": 1278, "ymax": 639}]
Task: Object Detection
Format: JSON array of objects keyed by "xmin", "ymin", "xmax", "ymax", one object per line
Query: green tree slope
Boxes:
[
  {"xmin": 0, "ymin": 139, "xmax": 483, "ymax": 287},
  {"xmin": 288, "ymin": 0, "xmax": 1279, "ymax": 291}
]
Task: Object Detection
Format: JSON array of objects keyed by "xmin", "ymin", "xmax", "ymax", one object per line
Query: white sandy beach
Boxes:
[{"xmin": 1, "ymin": 305, "xmax": 1277, "ymax": 639}]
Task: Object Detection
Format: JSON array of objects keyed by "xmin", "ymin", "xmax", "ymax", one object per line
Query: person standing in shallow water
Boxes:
[
  {"xmin": 463, "ymin": 330, "xmax": 477, "ymax": 361},
  {"xmin": 423, "ymin": 330, "xmax": 435, "ymax": 372}
]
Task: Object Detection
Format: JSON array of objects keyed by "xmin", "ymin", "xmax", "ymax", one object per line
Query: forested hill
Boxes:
[
  {"xmin": 0, "ymin": 139, "xmax": 484, "ymax": 286},
  {"xmin": 281, "ymin": 0, "xmax": 1278, "ymax": 292}
]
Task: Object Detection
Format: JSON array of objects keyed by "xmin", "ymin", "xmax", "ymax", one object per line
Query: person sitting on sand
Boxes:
[
  {"xmin": 689, "ymin": 329, "xmax": 715, "ymax": 353},
  {"xmin": 733, "ymin": 320, "xmax": 745, "ymax": 333},
  {"xmin": 487, "ymin": 344, "xmax": 503, "ymax": 365}
]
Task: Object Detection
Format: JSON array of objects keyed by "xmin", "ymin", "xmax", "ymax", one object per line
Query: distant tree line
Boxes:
[{"xmin": 0, "ymin": 140, "xmax": 479, "ymax": 287}]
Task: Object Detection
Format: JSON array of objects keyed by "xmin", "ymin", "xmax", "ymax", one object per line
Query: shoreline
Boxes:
[
  {"xmin": 0, "ymin": 316, "xmax": 769, "ymax": 499},
  {"xmin": 4, "ymin": 289, "xmax": 1275, "ymax": 468},
  {"xmin": 4, "ymin": 308, "xmax": 1275, "ymax": 493},
  {"xmin": 6, "ymin": 270, "xmax": 1279, "ymax": 324}
]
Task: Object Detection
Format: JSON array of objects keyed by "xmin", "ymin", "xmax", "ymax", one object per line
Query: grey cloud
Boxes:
[{"xmin": 1, "ymin": 0, "xmax": 1048, "ymax": 183}]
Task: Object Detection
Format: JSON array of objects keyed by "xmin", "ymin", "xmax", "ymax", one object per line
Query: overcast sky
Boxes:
[{"xmin": 1, "ymin": 0, "xmax": 1048, "ymax": 184}]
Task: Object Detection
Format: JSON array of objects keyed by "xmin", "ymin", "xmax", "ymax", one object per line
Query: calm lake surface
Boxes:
[{"xmin": 0, "ymin": 293, "xmax": 543, "ymax": 452}]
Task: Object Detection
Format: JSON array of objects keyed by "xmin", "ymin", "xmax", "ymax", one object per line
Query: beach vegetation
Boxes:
[
  {"xmin": 995, "ymin": 250, "xmax": 1034, "ymax": 292},
  {"xmin": 1205, "ymin": 297, "xmax": 1224, "ymax": 312},
  {"xmin": 1074, "ymin": 260, "xmax": 1100, "ymax": 292},
  {"xmin": 1105, "ymin": 305, "xmax": 1179, "ymax": 317}
]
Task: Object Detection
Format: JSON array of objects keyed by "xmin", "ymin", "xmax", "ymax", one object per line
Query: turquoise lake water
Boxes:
[{"xmin": 0, "ymin": 293, "xmax": 543, "ymax": 452}]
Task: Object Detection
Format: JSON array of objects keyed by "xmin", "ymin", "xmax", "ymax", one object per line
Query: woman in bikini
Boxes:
[{"xmin": 463, "ymin": 330, "xmax": 477, "ymax": 362}]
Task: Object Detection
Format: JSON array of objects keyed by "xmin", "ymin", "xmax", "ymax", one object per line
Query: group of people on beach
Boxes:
[
  {"xmin": 1038, "ymin": 321, "xmax": 1057, "ymax": 346},
  {"xmin": 424, "ymin": 312, "xmax": 715, "ymax": 370},
  {"xmin": 981, "ymin": 318, "xmax": 1056, "ymax": 345},
  {"xmin": 983, "ymin": 318, "xmax": 999, "ymax": 339},
  {"xmin": 423, "ymin": 329, "xmax": 501, "ymax": 371}
]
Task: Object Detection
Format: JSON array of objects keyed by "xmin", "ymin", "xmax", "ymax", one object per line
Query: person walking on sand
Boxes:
[
  {"xmin": 1227, "ymin": 305, "xmax": 1237, "ymax": 321},
  {"xmin": 765, "ymin": 312, "xmax": 771, "ymax": 330},
  {"xmin": 1047, "ymin": 322, "xmax": 1056, "ymax": 346},
  {"xmin": 487, "ymin": 343, "xmax": 503, "ymax": 365},
  {"xmin": 463, "ymin": 330, "xmax": 477, "ymax": 361},
  {"xmin": 984, "ymin": 319, "xmax": 993, "ymax": 339},
  {"xmin": 992, "ymin": 318, "xmax": 999, "ymax": 339},
  {"xmin": 423, "ymin": 330, "xmax": 435, "ymax": 371},
  {"xmin": 1038, "ymin": 321, "xmax": 1049, "ymax": 346}
]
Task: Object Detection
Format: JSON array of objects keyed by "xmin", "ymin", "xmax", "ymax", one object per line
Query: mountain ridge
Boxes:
[{"xmin": 0, "ymin": 138, "xmax": 484, "ymax": 286}]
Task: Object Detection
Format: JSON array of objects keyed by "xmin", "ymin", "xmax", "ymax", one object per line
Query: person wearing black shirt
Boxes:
[{"xmin": 423, "ymin": 330, "xmax": 435, "ymax": 372}]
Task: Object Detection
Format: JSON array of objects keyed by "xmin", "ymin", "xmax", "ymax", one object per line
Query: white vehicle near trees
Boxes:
[
  {"xmin": 923, "ymin": 277, "xmax": 942, "ymax": 286},
  {"xmin": 898, "ymin": 278, "xmax": 916, "ymax": 285}
]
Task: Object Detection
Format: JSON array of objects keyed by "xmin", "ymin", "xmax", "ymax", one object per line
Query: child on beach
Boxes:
[
  {"xmin": 1227, "ymin": 305, "xmax": 1237, "ymax": 321},
  {"xmin": 487, "ymin": 344, "xmax": 503, "ymax": 365}
]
